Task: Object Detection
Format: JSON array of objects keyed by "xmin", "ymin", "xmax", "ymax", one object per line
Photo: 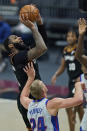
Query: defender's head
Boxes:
[
  {"xmin": 4, "ymin": 35, "xmax": 27, "ymax": 55},
  {"xmin": 66, "ymin": 30, "xmax": 77, "ymax": 45},
  {"xmin": 30, "ymin": 80, "xmax": 48, "ymax": 100}
]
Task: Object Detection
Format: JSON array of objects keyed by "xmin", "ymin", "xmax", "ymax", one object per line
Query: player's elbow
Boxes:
[
  {"xmin": 39, "ymin": 46, "xmax": 48, "ymax": 55},
  {"xmin": 42, "ymin": 45, "xmax": 48, "ymax": 52}
]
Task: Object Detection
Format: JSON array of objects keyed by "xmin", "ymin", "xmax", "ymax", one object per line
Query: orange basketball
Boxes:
[{"xmin": 20, "ymin": 4, "xmax": 39, "ymax": 22}]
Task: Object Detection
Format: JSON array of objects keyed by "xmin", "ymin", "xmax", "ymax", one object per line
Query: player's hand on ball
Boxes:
[
  {"xmin": 20, "ymin": 14, "xmax": 35, "ymax": 30},
  {"xmin": 36, "ymin": 13, "xmax": 43, "ymax": 25},
  {"xmin": 20, "ymin": 4, "xmax": 39, "ymax": 22}
]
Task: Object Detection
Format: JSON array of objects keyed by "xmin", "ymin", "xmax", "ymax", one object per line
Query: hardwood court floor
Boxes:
[{"xmin": 0, "ymin": 99, "xmax": 80, "ymax": 131}]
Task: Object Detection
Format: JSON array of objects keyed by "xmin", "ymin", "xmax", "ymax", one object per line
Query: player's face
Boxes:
[
  {"xmin": 81, "ymin": 64, "xmax": 87, "ymax": 79},
  {"xmin": 66, "ymin": 32, "xmax": 77, "ymax": 45},
  {"xmin": 9, "ymin": 35, "xmax": 24, "ymax": 44},
  {"xmin": 9, "ymin": 35, "xmax": 27, "ymax": 50}
]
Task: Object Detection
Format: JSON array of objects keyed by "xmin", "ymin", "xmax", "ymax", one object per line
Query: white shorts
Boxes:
[{"xmin": 80, "ymin": 108, "xmax": 87, "ymax": 131}]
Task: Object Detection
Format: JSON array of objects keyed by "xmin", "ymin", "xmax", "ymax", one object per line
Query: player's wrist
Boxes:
[
  {"xmin": 30, "ymin": 25, "xmax": 36, "ymax": 31},
  {"xmin": 79, "ymin": 31, "xmax": 85, "ymax": 35},
  {"xmin": 28, "ymin": 77, "xmax": 34, "ymax": 82},
  {"xmin": 28, "ymin": 76, "xmax": 34, "ymax": 81}
]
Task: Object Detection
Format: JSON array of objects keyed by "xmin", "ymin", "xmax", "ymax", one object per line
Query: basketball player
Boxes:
[
  {"xmin": 75, "ymin": 18, "xmax": 87, "ymax": 131},
  {"xmin": 20, "ymin": 62, "xmax": 83, "ymax": 131},
  {"xmin": 51, "ymin": 30, "xmax": 84, "ymax": 131},
  {"xmin": 4, "ymin": 13, "xmax": 47, "ymax": 131},
  {"xmin": 75, "ymin": 64, "xmax": 87, "ymax": 131}
]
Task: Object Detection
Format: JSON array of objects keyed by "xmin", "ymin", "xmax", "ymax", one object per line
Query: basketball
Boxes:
[{"xmin": 19, "ymin": 4, "xmax": 39, "ymax": 22}]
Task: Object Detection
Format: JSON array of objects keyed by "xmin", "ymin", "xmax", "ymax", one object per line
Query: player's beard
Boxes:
[{"xmin": 14, "ymin": 43, "xmax": 29, "ymax": 50}]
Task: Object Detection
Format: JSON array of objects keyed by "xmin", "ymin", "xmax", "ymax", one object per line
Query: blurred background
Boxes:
[
  {"xmin": 0, "ymin": 0, "xmax": 87, "ymax": 99},
  {"xmin": 0, "ymin": 0, "xmax": 87, "ymax": 131}
]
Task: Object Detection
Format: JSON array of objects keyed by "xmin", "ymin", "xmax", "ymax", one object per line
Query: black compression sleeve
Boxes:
[{"xmin": 37, "ymin": 24, "xmax": 48, "ymax": 46}]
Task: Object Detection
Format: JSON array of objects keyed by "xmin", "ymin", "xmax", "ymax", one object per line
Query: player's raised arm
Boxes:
[
  {"xmin": 20, "ymin": 62, "xmax": 35, "ymax": 109},
  {"xmin": 75, "ymin": 18, "xmax": 87, "ymax": 67},
  {"xmin": 47, "ymin": 82, "xmax": 83, "ymax": 113},
  {"xmin": 20, "ymin": 14, "xmax": 47, "ymax": 61},
  {"xmin": 51, "ymin": 58, "xmax": 66, "ymax": 85}
]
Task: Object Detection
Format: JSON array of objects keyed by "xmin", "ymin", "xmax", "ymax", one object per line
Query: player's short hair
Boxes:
[
  {"xmin": 4, "ymin": 37, "xmax": 11, "ymax": 54},
  {"xmin": 30, "ymin": 80, "xmax": 43, "ymax": 100}
]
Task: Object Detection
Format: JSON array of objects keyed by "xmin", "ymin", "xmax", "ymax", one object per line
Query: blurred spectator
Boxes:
[
  {"xmin": 10, "ymin": 0, "xmax": 16, "ymax": 4},
  {"xmin": 0, "ymin": 15, "xmax": 11, "ymax": 72}
]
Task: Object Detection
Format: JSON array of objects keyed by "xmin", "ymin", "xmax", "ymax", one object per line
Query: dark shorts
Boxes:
[
  {"xmin": 67, "ymin": 79, "xmax": 75, "ymax": 98},
  {"xmin": 17, "ymin": 94, "xmax": 31, "ymax": 128}
]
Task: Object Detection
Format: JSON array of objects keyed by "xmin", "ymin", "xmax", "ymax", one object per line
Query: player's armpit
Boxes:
[{"xmin": 20, "ymin": 96, "xmax": 32, "ymax": 110}]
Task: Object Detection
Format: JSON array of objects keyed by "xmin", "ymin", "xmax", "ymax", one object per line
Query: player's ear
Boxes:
[{"xmin": 8, "ymin": 44, "xmax": 14, "ymax": 48}]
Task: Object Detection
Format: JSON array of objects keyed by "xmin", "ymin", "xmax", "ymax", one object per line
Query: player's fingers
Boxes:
[
  {"xmin": 23, "ymin": 68, "xmax": 27, "ymax": 73},
  {"xmin": 78, "ymin": 18, "xmax": 81, "ymax": 25},
  {"xmin": 27, "ymin": 63, "xmax": 30, "ymax": 69},
  {"xmin": 24, "ymin": 12, "xmax": 29, "ymax": 20},
  {"xmin": 83, "ymin": 18, "xmax": 86, "ymax": 24},
  {"xmin": 26, "ymin": 64, "xmax": 30, "ymax": 71},
  {"xmin": 21, "ymin": 14, "xmax": 25, "ymax": 21},
  {"xmin": 30, "ymin": 62, "xmax": 33, "ymax": 68}
]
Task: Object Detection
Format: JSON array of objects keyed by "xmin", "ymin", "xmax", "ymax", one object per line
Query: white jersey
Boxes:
[
  {"xmin": 80, "ymin": 74, "xmax": 87, "ymax": 131},
  {"xmin": 80, "ymin": 74, "xmax": 87, "ymax": 106},
  {"xmin": 27, "ymin": 98, "xmax": 59, "ymax": 131},
  {"xmin": 80, "ymin": 74, "xmax": 87, "ymax": 88},
  {"xmin": 80, "ymin": 109, "xmax": 87, "ymax": 131}
]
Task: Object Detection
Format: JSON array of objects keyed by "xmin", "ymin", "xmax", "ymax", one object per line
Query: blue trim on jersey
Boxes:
[
  {"xmin": 45, "ymin": 99, "xmax": 48, "ymax": 105},
  {"xmin": 80, "ymin": 127, "xmax": 83, "ymax": 131},
  {"xmin": 33, "ymin": 98, "xmax": 45, "ymax": 102},
  {"xmin": 80, "ymin": 75, "xmax": 82, "ymax": 82},
  {"xmin": 51, "ymin": 116, "xmax": 59, "ymax": 131}
]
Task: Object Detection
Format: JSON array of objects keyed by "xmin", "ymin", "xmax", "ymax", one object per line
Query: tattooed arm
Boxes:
[{"xmin": 20, "ymin": 14, "xmax": 47, "ymax": 60}]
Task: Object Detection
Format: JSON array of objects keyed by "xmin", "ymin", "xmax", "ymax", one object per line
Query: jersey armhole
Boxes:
[
  {"xmin": 45, "ymin": 99, "xmax": 49, "ymax": 107},
  {"xmin": 80, "ymin": 75, "xmax": 82, "ymax": 82}
]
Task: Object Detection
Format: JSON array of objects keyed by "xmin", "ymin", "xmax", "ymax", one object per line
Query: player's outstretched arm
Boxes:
[
  {"xmin": 20, "ymin": 14, "xmax": 47, "ymax": 60},
  {"xmin": 47, "ymin": 82, "xmax": 83, "ymax": 114},
  {"xmin": 51, "ymin": 58, "xmax": 66, "ymax": 85},
  {"xmin": 20, "ymin": 62, "xmax": 35, "ymax": 109},
  {"xmin": 75, "ymin": 18, "xmax": 87, "ymax": 66}
]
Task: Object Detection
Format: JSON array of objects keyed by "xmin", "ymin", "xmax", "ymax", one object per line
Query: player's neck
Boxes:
[
  {"xmin": 9, "ymin": 49, "xmax": 18, "ymax": 57},
  {"xmin": 68, "ymin": 43, "xmax": 76, "ymax": 48}
]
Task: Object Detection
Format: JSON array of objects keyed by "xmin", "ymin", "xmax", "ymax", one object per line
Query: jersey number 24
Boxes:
[{"xmin": 30, "ymin": 116, "xmax": 47, "ymax": 131}]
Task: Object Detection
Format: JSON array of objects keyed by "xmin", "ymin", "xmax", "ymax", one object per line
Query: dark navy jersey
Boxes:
[
  {"xmin": 9, "ymin": 24, "xmax": 47, "ymax": 92},
  {"xmin": 11, "ymin": 50, "xmax": 41, "ymax": 92},
  {"xmin": 63, "ymin": 44, "xmax": 82, "ymax": 80}
]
